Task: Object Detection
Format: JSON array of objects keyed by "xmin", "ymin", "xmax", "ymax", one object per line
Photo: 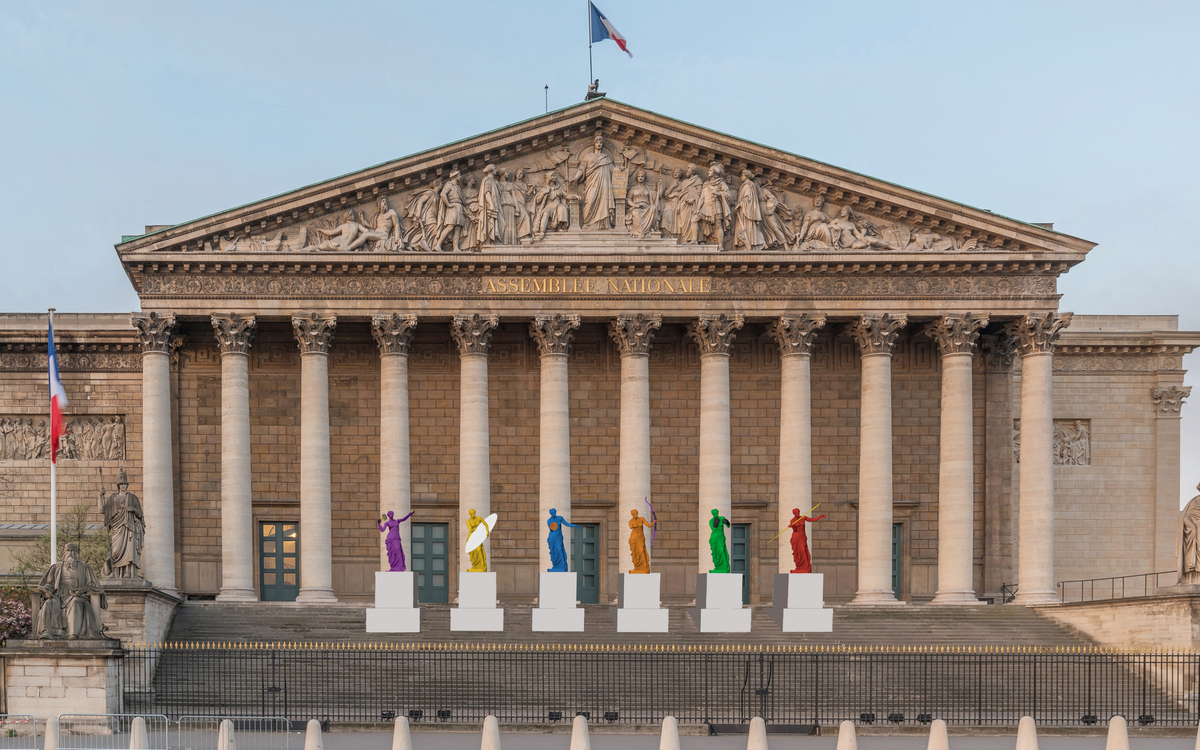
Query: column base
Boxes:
[
  {"xmin": 296, "ymin": 587, "xmax": 338, "ymax": 603},
  {"xmin": 929, "ymin": 590, "xmax": 986, "ymax": 605},
  {"xmin": 1012, "ymin": 590, "xmax": 1059, "ymax": 606},
  {"xmin": 848, "ymin": 590, "xmax": 906, "ymax": 606},
  {"xmin": 216, "ymin": 587, "xmax": 258, "ymax": 602}
]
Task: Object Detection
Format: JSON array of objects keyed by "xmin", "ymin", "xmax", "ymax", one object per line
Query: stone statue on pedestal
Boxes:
[
  {"xmin": 1178, "ymin": 483, "xmax": 1200, "ymax": 585},
  {"xmin": 708, "ymin": 508, "xmax": 731, "ymax": 574},
  {"xmin": 787, "ymin": 508, "xmax": 826, "ymax": 574},
  {"xmin": 378, "ymin": 510, "xmax": 415, "ymax": 572},
  {"xmin": 99, "ymin": 468, "xmax": 144, "ymax": 579},
  {"xmin": 545, "ymin": 509, "xmax": 578, "ymax": 572},
  {"xmin": 33, "ymin": 543, "xmax": 107, "ymax": 639},
  {"xmin": 628, "ymin": 509, "xmax": 655, "ymax": 574}
]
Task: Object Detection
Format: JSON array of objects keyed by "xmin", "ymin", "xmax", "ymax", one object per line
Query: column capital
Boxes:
[
  {"xmin": 767, "ymin": 314, "xmax": 826, "ymax": 357},
  {"xmin": 848, "ymin": 314, "xmax": 907, "ymax": 356},
  {"xmin": 1152, "ymin": 385, "xmax": 1191, "ymax": 416},
  {"xmin": 924, "ymin": 314, "xmax": 989, "ymax": 356},
  {"xmin": 609, "ymin": 313, "xmax": 661, "ymax": 356},
  {"xmin": 529, "ymin": 314, "xmax": 580, "ymax": 357},
  {"xmin": 131, "ymin": 312, "xmax": 178, "ymax": 354},
  {"xmin": 292, "ymin": 313, "xmax": 337, "ymax": 354},
  {"xmin": 451, "ymin": 313, "xmax": 499, "ymax": 356},
  {"xmin": 211, "ymin": 313, "xmax": 257, "ymax": 355},
  {"xmin": 372, "ymin": 313, "xmax": 418, "ymax": 356},
  {"xmin": 980, "ymin": 334, "xmax": 1019, "ymax": 372},
  {"xmin": 1005, "ymin": 312, "xmax": 1072, "ymax": 356},
  {"xmin": 687, "ymin": 313, "xmax": 744, "ymax": 356}
]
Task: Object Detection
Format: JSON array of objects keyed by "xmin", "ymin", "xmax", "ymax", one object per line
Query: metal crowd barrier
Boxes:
[
  {"xmin": 175, "ymin": 716, "xmax": 290, "ymax": 750},
  {"xmin": 0, "ymin": 715, "xmax": 36, "ymax": 750},
  {"xmin": 57, "ymin": 715, "xmax": 170, "ymax": 750}
]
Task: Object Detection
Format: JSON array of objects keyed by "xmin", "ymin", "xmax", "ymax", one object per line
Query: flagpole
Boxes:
[
  {"xmin": 48, "ymin": 308, "xmax": 57, "ymax": 566},
  {"xmin": 587, "ymin": 0, "xmax": 593, "ymax": 88}
]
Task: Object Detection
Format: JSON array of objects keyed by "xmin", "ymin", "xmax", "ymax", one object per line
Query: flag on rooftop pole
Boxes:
[
  {"xmin": 589, "ymin": 2, "xmax": 632, "ymax": 57},
  {"xmin": 48, "ymin": 309, "xmax": 67, "ymax": 565}
]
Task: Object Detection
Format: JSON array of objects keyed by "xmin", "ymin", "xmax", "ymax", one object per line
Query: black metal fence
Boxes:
[
  {"xmin": 120, "ymin": 643, "xmax": 1200, "ymax": 728},
  {"xmin": 1057, "ymin": 572, "xmax": 1178, "ymax": 603}
]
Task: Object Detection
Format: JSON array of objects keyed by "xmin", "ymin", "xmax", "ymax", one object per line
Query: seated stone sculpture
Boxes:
[{"xmin": 32, "ymin": 542, "xmax": 107, "ymax": 639}]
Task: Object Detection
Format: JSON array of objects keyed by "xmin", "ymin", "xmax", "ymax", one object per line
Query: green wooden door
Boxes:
[
  {"xmin": 411, "ymin": 523, "xmax": 449, "ymax": 603},
  {"xmin": 892, "ymin": 523, "xmax": 902, "ymax": 597},
  {"xmin": 259, "ymin": 521, "xmax": 299, "ymax": 602},
  {"xmin": 732, "ymin": 523, "xmax": 750, "ymax": 605},
  {"xmin": 570, "ymin": 523, "xmax": 600, "ymax": 604}
]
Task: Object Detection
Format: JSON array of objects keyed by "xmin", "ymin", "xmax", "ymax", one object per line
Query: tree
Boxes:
[{"xmin": 11, "ymin": 503, "xmax": 110, "ymax": 585}]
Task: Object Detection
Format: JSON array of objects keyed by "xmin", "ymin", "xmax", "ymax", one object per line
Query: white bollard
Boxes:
[
  {"xmin": 44, "ymin": 717, "xmax": 60, "ymax": 750},
  {"xmin": 747, "ymin": 717, "xmax": 769, "ymax": 750},
  {"xmin": 1105, "ymin": 716, "xmax": 1130, "ymax": 750},
  {"xmin": 391, "ymin": 716, "xmax": 412, "ymax": 750},
  {"xmin": 1195, "ymin": 716, "xmax": 1200, "ymax": 750},
  {"xmin": 570, "ymin": 715, "xmax": 592, "ymax": 750},
  {"xmin": 835, "ymin": 721, "xmax": 857, "ymax": 750},
  {"xmin": 128, "ymin": 717, "xmax": 148, "ymax": 750},
  {"xmin": 1015, "ymin": 716, "xmax": 1038, "ymax": 750},
  {"xmin": 481, "ymin": 715, "xmax": 502, "ymax": 750},
  {"xmin": 217, "ymin": 719, "xmax": 237, "ymax": 750},
  {"xmin": 927, "ymin": 719, "xmax": 949, "ymax": 750},
  {"xmin": 304, "ymin": 719, "xmax": 324, "ymax": 750},
  {"xmin": 659, "ymin": 716, "xmax": 681, "ymax": 750}
]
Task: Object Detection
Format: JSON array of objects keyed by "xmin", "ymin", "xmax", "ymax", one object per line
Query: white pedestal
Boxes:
[
  {"xmin": 366, "ymin": 571, "xmax": 421, "ymax": 633},
  {"xmin": 769, "ymin": 573, "xmax": 833, "ymax": 632},
  {"xmin": 692, "ymin": 573, "xmax": 752, "ymax": 633},
  {"xmin": 451, "ymin": 572, "xmax": 505, "ymax": 631},
  {"xmin": 532, "ymin": 572, "xmax": 585, "ymax": 632},
  {"xmin": 611, "ymin": 573, "xmax": 670, "ymax": 632}
]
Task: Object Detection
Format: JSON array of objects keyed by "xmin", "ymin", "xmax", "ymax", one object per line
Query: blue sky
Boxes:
[{"xmin": 1, "ymin": 1, "xmax": 1197, "ymax": 504}]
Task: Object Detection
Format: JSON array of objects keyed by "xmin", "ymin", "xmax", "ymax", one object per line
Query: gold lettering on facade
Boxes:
[{"xmin": 483, "ymin": 277, "xmax": 712, "ymax": 296}]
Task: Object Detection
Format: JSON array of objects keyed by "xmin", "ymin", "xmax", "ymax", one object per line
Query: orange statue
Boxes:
[
  {"xmin": 787, "ymin": 508, "xmax": 826, "ymax": 574},
  {"xmin": 628, "ymin": 509, "xmax": 656, "ymax": 574}
]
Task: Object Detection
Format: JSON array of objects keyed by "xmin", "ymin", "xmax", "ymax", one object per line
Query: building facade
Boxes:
[{"xmin": 0, "ymin": 100, "xmax": 1195, "ymax": 606}]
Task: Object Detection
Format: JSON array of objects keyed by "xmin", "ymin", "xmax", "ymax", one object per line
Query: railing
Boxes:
[
  {"xmin": 1057, "ymin": 571, "xmax": 1178, "ymax": 603},
  {"xmin": 0, "ymin": 715, "xmax": 36, "ymax": 750},
  {"xmin": 120, "ymin": 643, "xmax": 1200, "ymax": 727},
  {"xmin": 1001, "ymin": 584, "xmax": 1018, "ymax": 604}
]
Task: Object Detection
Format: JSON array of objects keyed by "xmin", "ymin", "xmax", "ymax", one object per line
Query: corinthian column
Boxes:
[
  {"xmin": 767, "ymin": 314, "xmax": 826, "ymax": 574},
  {"xmin": 530, "ymin": 314, "xmax": 581, "ymax": 573},
  {"xmin": 926, "ymin": 314, "xmax": 988, "ymax": 605},
  {"xmin": 292, "ymin": 313, "xmax": 338, "ymax": 602},
  {"xmin": 451, "ymin": 313, "xmax": 499, "ymax": 574},
  {"xmin": 848, "ymin": 313, "xmax": 907, "ymax": 605},
  {"xmin": 609, "ymin": 313, "xmax": 661, "ymax": 574},
  {"xmin": 688, "ymin": 314, "xmax": 744, "ymax": 573},
  {"xmin": 212, "ymin": 313, "xmax": 257, "ymax": 601},
  {"xmin": 1006, "ymin": 312, "xmax": 1072, "ymax": 605},
  {"xmin": 372, "ymin": 314, "xmax": 417, "ymax": 573},
  {"xmin": 131, "ymin": 312, "xmax": 179, "ymax": 593}
]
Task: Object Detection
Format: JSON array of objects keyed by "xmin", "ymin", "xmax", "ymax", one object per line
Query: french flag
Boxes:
[
  {"xmin": 590, "ymin": 2, "xmax": 632, "ymax": 57},
  {"xmin": 48, "ymin": 318, "xmax": 68, "ymax": 464}
]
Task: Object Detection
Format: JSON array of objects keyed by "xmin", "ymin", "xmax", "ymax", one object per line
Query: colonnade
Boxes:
[{"xmin": 133, "ymin": 310, "xmax": 1072, "ymax": 606}]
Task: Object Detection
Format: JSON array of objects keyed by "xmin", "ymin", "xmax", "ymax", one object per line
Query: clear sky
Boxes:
[{"xmin": 1, "ymin": 1, "xmax": 1197, "ymax": 506}]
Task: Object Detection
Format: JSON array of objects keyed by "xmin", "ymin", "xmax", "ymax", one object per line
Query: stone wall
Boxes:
[
  {"xmin": 2, "ymin": 643, "xmax": 122, "ymax": 722},
  {"xmin": 1033, "ymin": 594, "xmax": 1200, "ymax": 650}
]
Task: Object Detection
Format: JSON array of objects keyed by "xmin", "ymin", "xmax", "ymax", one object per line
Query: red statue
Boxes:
[{"xmin": 788, "ymin": 508, "xmax": 826, "ymax": 574}]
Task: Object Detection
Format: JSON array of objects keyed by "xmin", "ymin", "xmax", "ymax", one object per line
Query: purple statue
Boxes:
[{"xmin": 378, "ymin": 510, "xmax": 415, "ymax": 572}]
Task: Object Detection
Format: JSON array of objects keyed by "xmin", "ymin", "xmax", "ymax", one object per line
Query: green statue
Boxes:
[{"xmin": 708, "ymin": 508, "xmax": 731, "ymax": 573}]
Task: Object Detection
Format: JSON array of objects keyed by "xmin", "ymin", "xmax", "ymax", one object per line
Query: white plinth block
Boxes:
[
  {"xmin": 769, "ymin": 573, "xmax": 833, "ymax": 632},
  {"xmin": 611, "ymin": 573, "xmax": 670, "ymax": 633},
  {"xmin": 532, "ymin": 572, "xmax": 584, "ymax": 632},
  {"xmin": 451, "ymin": 572, "xmax": 505, "ymax": 631},
  {"xmin": 366, "ymin": 571, "xmax": 421, "ymax": 633},
  {"xmin": 691, "ymin": 573, "xmax": 752, "ymax": 633}
]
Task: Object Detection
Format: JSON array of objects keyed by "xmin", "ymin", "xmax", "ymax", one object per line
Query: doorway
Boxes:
[
  {"xmin": 259, "ymin": 521, "xmax": 299, "ymax": 602},
  {"xmin": 570, "ymin": 523, "xmax": 600, "ymax": 604},
  {"xmin": 731, "ymin": 523, "xmax": 751, "ymax": 605},
  {"xmin": 411, "ymin": 522, "xmax": 449, "ymax": 603}
]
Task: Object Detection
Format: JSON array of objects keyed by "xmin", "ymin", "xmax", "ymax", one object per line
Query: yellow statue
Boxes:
[
  {"xmin": 466, "ymin": 509, "xmax": 489, "ymax": 572},
  {"xmin": 628, "ymin": 509, "xmax": 656, "ymax": 574}
]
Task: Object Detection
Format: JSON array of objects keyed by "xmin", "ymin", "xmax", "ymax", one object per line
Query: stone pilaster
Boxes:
[
  {"xmin": 609, "ymin": 313, "xmax": 661, "ymax": 575},
  {"xmin": 925, "ymin": 314, "xmax": 988, "ymax": 605},
  {"xmin": 530, "ymin": 314, "xmax": 580, "ymax": 574},
  {"xmin": 767, "ymin": 315, "xmax": 826, "ymax": 575},
  {"xmin": 131, "ymin": 311, "xmax": 179, "ymax": 593},
  {"xmin": 1006, "ymin": 312, "xmax": 1072, "ymax": 605},
  {"xmin": 1153, "ymin": 385, "xmax": 1191, "ymax": 572},
  {"xmin": 372, "ymin": 314, "xmax": 417, "ymax": 573},
  {"xmin": 847, "ymin": 313, "xmax": 907, "ymax": 605},
  {"xmin": 451, "ymin": 313, "xmax": 499, "ymax": 575},
  {"xmin": 292, "ymin": 313, "xmax": 338, "ymax": 602},
  {"xmin": 687, "ymin": 314, "xmax": 744, "ymax": 573},
  {"xmin": 981, "ymin": 334, "xmax": 1018, "ymax": 599},
  {"xmin": 212, "ymin": 313, "xmax": 257, "ymax": 601}
]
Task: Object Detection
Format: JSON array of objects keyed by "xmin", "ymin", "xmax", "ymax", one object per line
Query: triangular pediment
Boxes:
[{"xmin": 115, "ymin": 98, "xmax": 1094, "ymax": 262}]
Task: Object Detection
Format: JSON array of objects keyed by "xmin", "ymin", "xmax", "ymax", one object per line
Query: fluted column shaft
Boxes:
[
  {"xmin": 452, "ymin": 314, "xmax": 499, "ymax": 574},
  {"xmin": 293, "ymin": 313, "xmax": 337, "ymax": 602},
  {"xmin": 132, "ymin": 312, "xmax": 178, "ymax": 593},
  {"xmin": 532, "ymin": 315, "xmax": 580, "ymax": 573},
  {"xmin": 374, "ymin": 314, "xmax": 417, "ymax": 572},
  {"xmin": 849, "ymin": 314, "xmax": 907, "ymax": 605},
  {"xmin": 213, "ymin": 313, "xmax": 257, "ymax": 601},
  {"xmin": 610, "ymin": 314, "xmax": 661, "ymax": 574},
  {"xmin": 1009, "ymin": 313, "xmax": 1071, "ymax": 605}
]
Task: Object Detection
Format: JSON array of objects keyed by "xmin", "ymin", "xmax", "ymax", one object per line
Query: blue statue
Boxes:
[{"xmin": 546, "ymin": 508, "xmax": 578, "ymax": 572}]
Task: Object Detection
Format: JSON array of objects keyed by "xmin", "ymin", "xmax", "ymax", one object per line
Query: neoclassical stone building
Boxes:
[{"xmin": 1, "ymin": 99, "xmax": 1195, "ymax": 607}]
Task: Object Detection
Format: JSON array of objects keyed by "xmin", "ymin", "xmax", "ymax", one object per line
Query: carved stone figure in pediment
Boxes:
[
  {"xmin": 573, "ymin": 133, "xmax": 616, "ymax": 229},
  {"xmin": 533, "ymin": 172, "xmax": 573, "ymax": 239},
  {"xmin": 677, "ymin": 165, "xmax": 704, "ymax": 244},
  {"xmin": 796, "ymin": 195, "xmax": 836, "ymax": 249},
  {"xmin": 759, "ymin": 178, "xmax": 795, "ymax": 249},
  {"xmin": 470, "ymin": 164, "xmax": 504, "ymax": 249},
  {"xmin": 831, "ymin": 206, "xmax": 894, "ymax": 251},
  {"xmin": 404, "ymin": 179, "xmax": 442, "ymax": 252},
  {"xmin": 313, "ymin": 212, "xmax": 373, "ymax": 252},
  {"xmin": 497, "ymin": 169, "xmax": 518, "ymax": 245},
  {"xmin": 436, "ymin": 171, "xmax": 470, "ymax": 252},
  {"xmin": 694, "ymin": 163, "xmax": 734, "ymax": 248},
  {"xmin": 509, "ymin": 168, "xmax": 534, "ymax": 241},
  {"xmin": 660, "ymin": 168, "xmax": 684, "ymax": 238},
  {"xmin": 624, "ymin": 168, "xmax": 661, "ymax": 238},
  {"xmin": 357, "ymin": 196, "xmax": 404, "ymax": 252},
  {"xmin": 733, "ymin": 169, "xmax": 766, "ymax": 252}
]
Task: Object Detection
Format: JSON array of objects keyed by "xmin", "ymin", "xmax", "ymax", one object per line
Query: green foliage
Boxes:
[{"xmin": 11, "ymin": 503, "xmax": 110, "ymax": 584}]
